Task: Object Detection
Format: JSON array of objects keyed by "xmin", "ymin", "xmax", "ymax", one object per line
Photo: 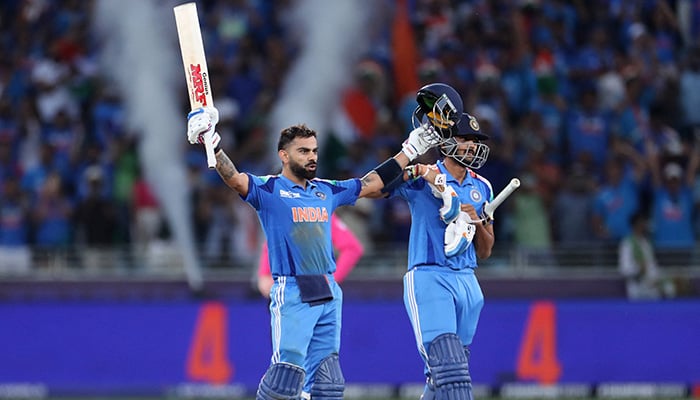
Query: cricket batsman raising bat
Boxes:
[{"xmin": 174, "ymin": 2, "xmax": 219, "ymax": 169}]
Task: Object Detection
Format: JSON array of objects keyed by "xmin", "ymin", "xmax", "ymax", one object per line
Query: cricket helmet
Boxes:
[
  {"xmin": 440, "ymin": 113, "xmax": 490, "ymax": 169},
  {"xmin": 412, "ymin": 83, "xmax": 464, "ymax": 140}
]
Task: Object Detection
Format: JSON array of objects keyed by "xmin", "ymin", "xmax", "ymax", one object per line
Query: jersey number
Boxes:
[
  {"xmin": 186, "ymin": 302, "xmax": 234, "ymax": 383},
  {"xmin": 516, "ymin": 301, "xmax": 562, "ymax": 383}
]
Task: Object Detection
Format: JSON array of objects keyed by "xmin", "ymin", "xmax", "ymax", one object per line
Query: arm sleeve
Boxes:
[
  {"xmin": 330, "ymin": 215, "xmax": 364, "ymax": 282},
  {"xmin": 257, "ymin": 240, "xmax": 271, "ymax": 277}
]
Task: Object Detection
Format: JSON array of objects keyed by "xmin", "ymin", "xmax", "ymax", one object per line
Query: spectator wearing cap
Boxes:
[{"xmin": 649, "ymin": 161, "xmax": 696, "ymax": 260}]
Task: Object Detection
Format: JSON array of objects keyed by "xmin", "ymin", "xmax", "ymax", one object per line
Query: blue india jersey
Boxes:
[
  {"xmin": 242, "ymin": 174, "xmax": 361, "ymax": 277},
  {"xmin": 390, "ymin": 160, "xmax": 493, "ymax": 270},
  {"xmin": 651, "ymin": 185, "xmax": 695, "ymax": 249},
  {"xmin": 592, "ymin": 173, "xmax": 639, "ymax": 241}
]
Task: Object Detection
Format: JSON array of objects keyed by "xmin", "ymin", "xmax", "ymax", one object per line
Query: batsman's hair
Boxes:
[{"xmin": 278, "ymin": 124, "xmax": 317, "ymax": 151}]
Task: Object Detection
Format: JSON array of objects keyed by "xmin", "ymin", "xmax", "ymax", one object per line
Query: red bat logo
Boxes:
[{"xmin": 189, "ymin": 63, "xmax": 208, "ymax": 106}]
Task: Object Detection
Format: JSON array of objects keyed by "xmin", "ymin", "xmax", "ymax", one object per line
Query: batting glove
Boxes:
[
  {"xmin": 401, "ymin": 124, "xmax": 439, "ymax": 161},
  {"xmin": 187, "ymin": 106, "xmax": 221, "ymax": 147},
  {"xmin": 434, "ymin": 184, "xmax": 461, "ymax": 224},
  {"xmin": 444, "ymin": 212, "xmax": 476, "ymax": 257}
]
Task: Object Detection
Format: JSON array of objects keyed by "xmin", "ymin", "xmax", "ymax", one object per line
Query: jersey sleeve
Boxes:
[
  {"xmin": 241, "ymin": 173, "xmax": 272, "ymax": 210},
  {"xmin": 341, "ymin": 178, "xmax": 362, "ymax": 207},
  {"xmin": 390, "ymin": 176, "xmax": 426, "ymax": 200},
  {"xmin": 317, "ymin": 178, "xmax": 361, "ymax": 209}
]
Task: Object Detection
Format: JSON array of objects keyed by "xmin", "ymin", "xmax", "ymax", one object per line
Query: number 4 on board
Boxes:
[
  {"xmin": 187, "ymin": 302, "xmax": 234, "ymax": 383},
  {"xmin": 516, "ymin": 301, "xmax": 562, "ymax": 383}
]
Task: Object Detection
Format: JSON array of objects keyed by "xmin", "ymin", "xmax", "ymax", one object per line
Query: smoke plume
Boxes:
[
  {"xmin": 93, "ymin": 0, "xmax": 203, "ymax": 291},
  {"xmin": 268, "ymin": 0, "xmax": 376, "ymax": 169}
]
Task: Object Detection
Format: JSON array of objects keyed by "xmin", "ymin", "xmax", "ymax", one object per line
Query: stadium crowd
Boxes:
[{"xmin": 1, "ymin": 0, "xmax": 700, "ymax": 272}]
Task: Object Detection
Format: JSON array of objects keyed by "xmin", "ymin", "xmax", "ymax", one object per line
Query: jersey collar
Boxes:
[
  {"xmin": 278, "ymin": 174, "xmax": 317, "ymax": 191},
  {"xmin": 436, "ymin": 160, "xmax": 475, "ymax": 187}
]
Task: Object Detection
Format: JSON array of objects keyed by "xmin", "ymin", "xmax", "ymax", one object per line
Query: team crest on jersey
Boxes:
[
  {"xmin": 315, "ymin": 191, "xmax": 326, "ymax": 200},
  {"xmin": 470, "ymin": 189, "xmax": 482, "ymax": 202}
]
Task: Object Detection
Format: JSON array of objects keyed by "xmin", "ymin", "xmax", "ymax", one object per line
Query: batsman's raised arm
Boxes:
[
  {"xmin": 187, "ymin": 106, "xmax": 440, "ymax": 199},
  {"xmin": 213, "ymin": 149, "xmax": 249, "ymax": 194},
  {"xmin": 359, "ymin": 123, "xmax": 440, "ymax": 198},
  {"xmin": 186, "ymin": 107, "xmax": 249, "ymax": 196}
]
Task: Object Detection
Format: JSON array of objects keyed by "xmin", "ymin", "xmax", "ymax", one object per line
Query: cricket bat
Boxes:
[
  {"xmin": 483, "ymin": 178, "xmax": 520, "ymax": 220},
  {"xmin": 174, "ymin": 2, "xmax": 217, "ymax": 169}
]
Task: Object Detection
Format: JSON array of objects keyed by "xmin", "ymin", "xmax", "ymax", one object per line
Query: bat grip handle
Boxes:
[
  {"xmin": 203, "ymin": 134, "xmax": 217, "ymax": 169},
  {"xmin": 483, "ymin": 178, "xmax": 520, "ymax": 219}
]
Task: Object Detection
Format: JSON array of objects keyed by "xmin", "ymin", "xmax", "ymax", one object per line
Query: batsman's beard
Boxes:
[{"xmin": 290, "ymin": 160, "xmax": 317, "ymax": 180}]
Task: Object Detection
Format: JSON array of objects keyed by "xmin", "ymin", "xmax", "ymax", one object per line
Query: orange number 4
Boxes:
[
  {"xmin": 186, "ymin": 302, "xmax": 234, "ymax": 383},
  {"xmin": 516, "ymin": 301, "xmax": 562, "ymax": 384}
]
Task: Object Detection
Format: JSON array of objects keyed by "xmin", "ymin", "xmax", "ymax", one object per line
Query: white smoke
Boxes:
[
  {"xmin": 268, "ymin": 0, "xmax": 376, "ymax": 168},
  {"xmin": 93, "ymin": 0, "xmax": 203, "ymax": 291}
]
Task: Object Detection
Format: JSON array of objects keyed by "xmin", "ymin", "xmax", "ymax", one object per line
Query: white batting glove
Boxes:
[
  {"xmin": 444, "ymin": 212, "xmax": 476, "ymax": 257},
  {"xmin": 401, "ymin": 124, "xmax": 439, "ymax": 161},
  {"xmin": 426, "ymin": 183, "xmax": 461, "ymax": 225},
  {"xmin": 187, "ymin": 106, "xmax": 221, "ymax": 147},
  {"xmin": 439, "ymin": 185, "xmax": 461, "ymax": 224}
]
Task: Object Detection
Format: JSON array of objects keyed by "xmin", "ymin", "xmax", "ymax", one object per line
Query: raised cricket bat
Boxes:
[
  {"xmin": 174, "ymin": 2, "xmax": 217, "ymax": 169},
  {"xmin": 483, "ymin": 178, "xmax": 520, "ymax": 220}
]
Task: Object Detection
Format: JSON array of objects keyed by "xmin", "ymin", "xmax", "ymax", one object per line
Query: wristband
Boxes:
[
  {"xmin": 373, "ymin": 158, "xmax": 403, "ymax": 184},
  {"xmin": 404, "ymin": 165, "xmax": 417, "ymax": 180}
]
